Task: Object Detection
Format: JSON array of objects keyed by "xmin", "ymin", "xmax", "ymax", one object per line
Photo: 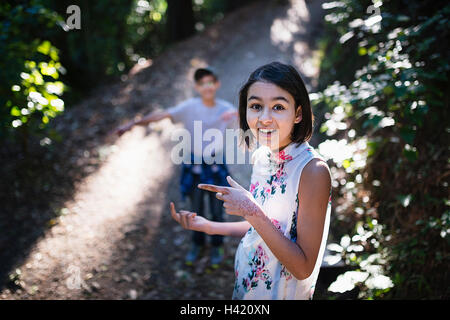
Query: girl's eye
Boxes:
[
  {"xmin": 249, "ymin": 104, "xmax": 262, "ymax": 110},
  {"xmin": 273, "ymin": 104, "xmax": 285, "ymax": 111}
]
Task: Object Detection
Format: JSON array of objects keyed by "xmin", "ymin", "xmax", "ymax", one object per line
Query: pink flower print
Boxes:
[
  {"xmin": 271, "ymin": 149, "xmax": 293, "ymax": 165},
  {"xmin": 250, "ymin": 182, "xmax": 260, "ymax": 200},
  {"xmin": 269, "ymin": 149, "xmax": 291, "ymax": 165},
  {"xmin": 280, "ymin": 265, "xmax": 292, "ymax": 281},
  {"xmin": 241, "ymin": 245, "xmax": 273, "ymax": 292},
  {"xmin": 277, "ymin": 150, "xmax": 293, "ymax": 162},
  {"xmin": 255, "ymin": 266, "xmax": 264, "ymax": 277},
  {"xmin": 306, "ymin": 147, "xmax": 314, "ymax": 156},
  {"xmin": 255, "ymin": 245, "xmax": 267, "ymax": 260},
  {"xmin": 255, "ymin": 162, "xmax": 289, "ymax": 205},
  {"xmin": 243, "ymin": 278, "xmax": 250, "ymax": 291},
  {"xmin": 270, "ymin": 218, "xmax": 281, "ymax": 230},
  {"xmin": 275, "ymin": 168, "xmax": 282, "ymax": 179}
]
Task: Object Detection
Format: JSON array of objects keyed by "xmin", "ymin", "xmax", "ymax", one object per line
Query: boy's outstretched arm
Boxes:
[{"xmin": 115, "ymin": 110, "xmax": 172, "ymax": 136}]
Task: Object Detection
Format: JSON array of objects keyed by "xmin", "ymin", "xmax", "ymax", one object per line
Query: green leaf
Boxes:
[
  {"xmin": 397, "ymin": 194, "xmax": 412, "ymax": 207},
  {"xmin": 367, "ymin": 139, "xmax": 381, "ymax": 157},
  {"xmin": 37, "ymin": 40, "xmax": 51, "ymax": 55},
  {"xmin": 358, "ymin": 47, "xmax": 367, "ymax": 56},
  {"xmin": 399, "ymin": 127, "xmax": 416, "ymax": 144},
  {"xmin": 402, "ymin": 146, "xmax": 418, "ymax": 161},
  {"xmin": 10, "ymin": 106, "xmax": 21, "ymax": 116},
  {"xmin": 362, "ymin": 115, "xmax": 383, "ymax": 129},
  {"xmin": 383, "ymin": 86, "xmax": 394, "ymax": 96}
]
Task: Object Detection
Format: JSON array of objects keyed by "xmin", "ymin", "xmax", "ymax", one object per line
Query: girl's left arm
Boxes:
[
  {"xmin": 199, "ymin": 160, "xmax": 331, "ymax": 280},
  {"xmin": 247, "ymin": 159, "xmax": 331, "ymax": 280}
]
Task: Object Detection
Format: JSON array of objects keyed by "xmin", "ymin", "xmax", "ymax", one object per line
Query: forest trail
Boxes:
[{"xmin": 1, "ymin": 0, "xmax": 326, "ymax": 299}]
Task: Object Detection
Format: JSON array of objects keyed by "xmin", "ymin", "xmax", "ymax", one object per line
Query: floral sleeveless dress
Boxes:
[{"xmin": 232, "ymin": 141, "xmax": 332, "ymax": 300}]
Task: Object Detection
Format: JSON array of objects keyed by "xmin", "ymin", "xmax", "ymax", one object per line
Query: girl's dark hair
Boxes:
[{"xmin": 238, "ymin": 61, "xmax": 314, "ymax": 148}]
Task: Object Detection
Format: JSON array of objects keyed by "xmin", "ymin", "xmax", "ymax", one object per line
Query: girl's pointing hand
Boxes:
[{"xmin": 198, "ymin": 176, "xmax": 262, "ymax": 219}]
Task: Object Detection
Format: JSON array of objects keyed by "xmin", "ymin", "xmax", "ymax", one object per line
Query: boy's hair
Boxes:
[
  {"xmin": 238, "ymin": 61, "xmax": 314, "ymax": 148},
  {"xmin": 194, "ymin": 67, "xmax": 218, "ymax": 82}
]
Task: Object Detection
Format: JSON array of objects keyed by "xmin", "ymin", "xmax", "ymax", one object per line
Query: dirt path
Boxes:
[{"xmin": 1, "ymin": 0, "xmax": 326, "ymax": 300}]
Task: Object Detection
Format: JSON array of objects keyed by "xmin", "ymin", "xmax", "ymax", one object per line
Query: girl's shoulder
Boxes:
[
  {"xmin": 290, "ymin": 143, "xmax": 331, "ymax": 188},
  {"xmin": 297, "ymin": 143, "xmax": 328, "ymax": 167},
  {"xmin": 298, "ymin": 157, "xmax": 332, "ymax": 197},
  {"xmin": 302, "ymin": 157, "xmax": 331, "ymax": 178}
]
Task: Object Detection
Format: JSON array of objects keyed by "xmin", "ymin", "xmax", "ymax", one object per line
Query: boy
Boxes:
[{"xmin": 115, "ymin": 67, "xmax": 238, "ymax": 267}]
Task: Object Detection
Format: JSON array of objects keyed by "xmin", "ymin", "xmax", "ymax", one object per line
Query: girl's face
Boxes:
[{"xmin": 246, "ymin": 81, "xmax": 302, "ymax": 151}]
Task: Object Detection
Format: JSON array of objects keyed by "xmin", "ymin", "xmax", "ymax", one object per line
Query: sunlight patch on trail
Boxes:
[
  {"xmin": 270, "ymin": 0, "xmax": 319, "ymax": 82},
  {"xmin": 270, "ymin": 0, "xmax": 310, "ymax": 50}
]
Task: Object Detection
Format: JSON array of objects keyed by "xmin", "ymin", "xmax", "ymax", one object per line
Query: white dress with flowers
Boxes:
[{"xmin": 232, "ymin": 141, "xmax": 332, "ymax": 300}]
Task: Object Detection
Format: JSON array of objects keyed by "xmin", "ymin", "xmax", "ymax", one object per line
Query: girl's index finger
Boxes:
[
  {"xmin": 197, "ymin": 184, "xmax": 230, "ymax": 194},
  {"xmin": 170, "ymin": 202, "xmax": 180, "ymax": 222}
]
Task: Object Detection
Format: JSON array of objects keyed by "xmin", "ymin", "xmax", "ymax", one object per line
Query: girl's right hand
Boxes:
[{"xmin": 170, "ymin": 202, "xmax": 210, "ymax": 234}]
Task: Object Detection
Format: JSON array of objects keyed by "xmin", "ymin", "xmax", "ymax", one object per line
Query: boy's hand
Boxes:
[
  {"xmin": 220, "ymin": 111, "xmax": 238, "ymax": 121},
  {"xmin": 198, "ymin": 176, "xmax": 262, "ymax": 219},
  {"xmin": 115, "ymin": 122, "xmax": 134, "ymax": 136},
  {"xmin": 170, "ymin": 202, "xmax": 210, "ymax": 233}
]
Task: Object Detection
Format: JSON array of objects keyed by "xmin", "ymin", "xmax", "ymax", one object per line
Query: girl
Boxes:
[{"xmin": 170, "ymin": 61, "xmax": 332, "ymax": 300}]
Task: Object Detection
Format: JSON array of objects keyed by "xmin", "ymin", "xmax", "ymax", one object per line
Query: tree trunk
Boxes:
[{"xmin": 166, "ymin": 0, "xmax": 195, "ymax": 42}]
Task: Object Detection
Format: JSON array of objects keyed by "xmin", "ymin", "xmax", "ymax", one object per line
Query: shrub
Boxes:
[{"xmin": 315, "ymin": 0, "xmax": 449, "ymax": 299}]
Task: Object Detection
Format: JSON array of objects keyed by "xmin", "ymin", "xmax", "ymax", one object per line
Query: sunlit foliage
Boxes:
[
  {"xmin": 0, "ymin": 1, "xmax": 66, "ymax": 151},
  {"xmin": 315, "ymin": 0, "xmax": 449, "ymax": 299}
]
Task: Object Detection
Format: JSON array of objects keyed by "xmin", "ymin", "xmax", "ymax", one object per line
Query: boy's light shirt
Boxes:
[{"xmin": 167, "ymin": 97, "xmax": 237, "ymax": 162}]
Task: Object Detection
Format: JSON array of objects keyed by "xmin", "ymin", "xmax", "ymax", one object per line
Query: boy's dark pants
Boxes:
[{"xmin": 189, "ymin": 174, "xmax": 224, "ymax": 247}]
